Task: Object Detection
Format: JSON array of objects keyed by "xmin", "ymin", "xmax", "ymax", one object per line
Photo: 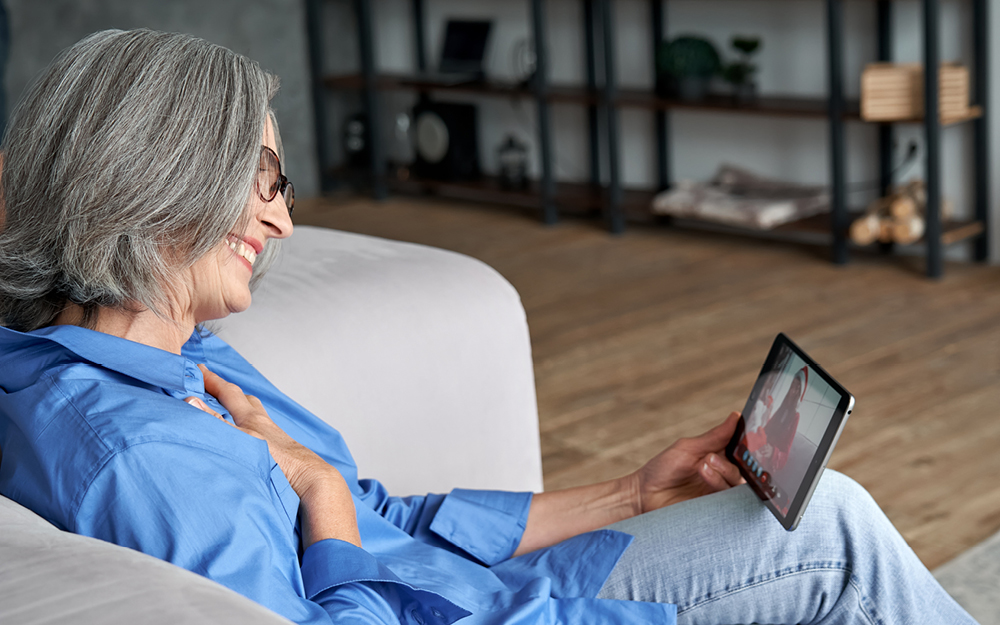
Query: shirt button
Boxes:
[
  {"xmin": 430, "ymin": 607, "xmax": 445, "ymax": 619},
  {"xmin": 410, "ymin": 609, "xmax": 424, "ymax": 625}
]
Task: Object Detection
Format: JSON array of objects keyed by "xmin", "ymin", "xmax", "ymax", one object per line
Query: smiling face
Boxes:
[
  {"xmin": 179, "ymin": 117, "xmax": 293, "ymax": 324},
  {"xmin": 788, "ymin": 377, "xmax": 802, "ymax": 403}
]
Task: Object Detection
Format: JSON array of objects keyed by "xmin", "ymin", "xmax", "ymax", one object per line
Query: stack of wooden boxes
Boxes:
[{"xmin": 861, "ymin": 63, "xmax": 973, "ymax": 123}]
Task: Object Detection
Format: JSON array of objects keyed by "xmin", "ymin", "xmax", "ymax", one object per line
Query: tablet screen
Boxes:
[{"xmin": 728, "ymin": 333, "xmax": 853, "ymax": 530}]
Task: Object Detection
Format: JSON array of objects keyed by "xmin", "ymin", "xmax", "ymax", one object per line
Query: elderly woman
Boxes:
[{"xmin": 0, "ymin": 30, "xmax": 978, "ymax": 625}]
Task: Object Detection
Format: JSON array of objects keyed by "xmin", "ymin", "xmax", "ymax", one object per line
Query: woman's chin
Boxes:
[
  {"xmin": 226, "ymin": 295, "xmax": 253, "ymax": 316},
  {"xmin": 195, "ymin": 296, "xmax": 252, "ymax": 325}
]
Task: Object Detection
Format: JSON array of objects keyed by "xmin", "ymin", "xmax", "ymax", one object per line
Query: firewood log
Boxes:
[
  {"xmin": 878, "ymin": 219, "xmax": 894, "ymax": 243},
  {"xmin": 850, "ymin": 213, "xmax": 881, "ymax": 246},
  {"xmin": 889, "ymin": 195, "xmax": 917, "ymax": 218},
  {"xmin": 891, "ymin": 214, "xmax": 925, "ymax": 244}
]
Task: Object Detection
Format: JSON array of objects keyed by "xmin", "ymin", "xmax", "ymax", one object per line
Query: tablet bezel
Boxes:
[{"xmin": 725, "ymin": 333, "xmax": 854, "ymax": 531}]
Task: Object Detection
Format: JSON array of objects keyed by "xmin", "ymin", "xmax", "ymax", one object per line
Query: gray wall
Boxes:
[{"xmin": 5, "ymin": 0, "xmax": 320, "ymax": 197}]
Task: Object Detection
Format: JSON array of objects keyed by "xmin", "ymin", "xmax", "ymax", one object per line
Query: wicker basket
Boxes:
[{"xmin": 861, "ymin": 63, "xmax": 969, "ymax": 122}]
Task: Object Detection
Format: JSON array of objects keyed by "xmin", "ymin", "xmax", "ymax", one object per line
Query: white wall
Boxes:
[{"xmin": 351, "ymin": 0, "xmax": 995, "ymax": 262}]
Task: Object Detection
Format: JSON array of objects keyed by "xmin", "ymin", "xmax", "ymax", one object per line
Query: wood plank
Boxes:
[{"xmin": 293, "ymin": 196, "xmax": 1000, "ymax": 570}]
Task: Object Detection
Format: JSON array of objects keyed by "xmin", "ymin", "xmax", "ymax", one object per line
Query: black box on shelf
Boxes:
[{"xmin": 411, "ymin": 101, "xmax": 480, "ymax": 181}]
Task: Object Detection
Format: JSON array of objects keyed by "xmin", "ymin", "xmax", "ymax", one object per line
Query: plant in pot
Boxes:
[
  {"xmin": 656, "ymin": 35, "xmax": 722, "ymax": 102},
  {"xmin": 722, "ymin": 36, "xmax": 762, "ymax": 103}
]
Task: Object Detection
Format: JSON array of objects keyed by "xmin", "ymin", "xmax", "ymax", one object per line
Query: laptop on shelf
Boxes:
[{"xmin": 404, "ymin": 19, "xmax": 492, "ymax": 87}]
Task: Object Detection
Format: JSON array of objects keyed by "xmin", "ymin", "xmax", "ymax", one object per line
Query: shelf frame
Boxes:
[{"xmin": 311, "ymin": 0, "xmax": 991, "ymax": 278}]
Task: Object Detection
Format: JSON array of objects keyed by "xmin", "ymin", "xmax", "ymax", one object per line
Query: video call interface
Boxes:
[{"xmin": 732, "ymin": 343, "xmax": 841, "ymax": 516}]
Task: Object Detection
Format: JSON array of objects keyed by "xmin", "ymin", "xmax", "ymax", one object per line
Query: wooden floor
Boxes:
[{"xmin": 295, "ymin": 194, "xmax": 1000, "ymax": 570}]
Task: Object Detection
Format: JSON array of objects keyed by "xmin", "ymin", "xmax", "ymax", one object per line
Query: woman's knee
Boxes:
[
  {"xmin": 815, "ymin": 470, "xmax": 881, "ymax": 518},
  {"xmin": 804, "ymin": 469, "xmax": 898, "ymax": 552}
]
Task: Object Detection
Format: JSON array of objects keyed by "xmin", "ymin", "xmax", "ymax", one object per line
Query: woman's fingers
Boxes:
[
  {"xmin": 198, "ymin": 364, "xmax": 268, "ymax": 432},
  {"xmin": 185, "ymin": 396, "xmax": 229, "ymax": 425},
  {"xmin": 199, "ymin": 364, "xmax": 249, "ymax": 409},
  {"xmin": 680, "ymin": 412, "xmax": 742, "ymax": 457},
  {"xmin": 700, "ymin": 452, "xmax": 745, "ymax": 491}
]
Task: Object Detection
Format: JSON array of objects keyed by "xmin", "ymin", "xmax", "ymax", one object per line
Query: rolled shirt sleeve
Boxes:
[
  {"xmin": 356, "ymin": 478, "xmax": 532, "ymax": 567},
  {"xmin": 428, "ymin": 489, "xmax": 533, "ymax": 566},
  {"xmin": 302, "ymin": 539, "xmax": 470, "ymax": 624}
]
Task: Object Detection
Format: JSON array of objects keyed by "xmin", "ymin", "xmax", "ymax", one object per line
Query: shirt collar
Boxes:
[{"xmin": 0, "ymin": 323, "xmax": 205, "ymax": 394}]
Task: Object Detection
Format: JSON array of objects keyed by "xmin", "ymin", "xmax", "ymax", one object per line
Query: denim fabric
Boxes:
[{"xmin": 598, "ymin": 469, "xmax": 978, "ymax": 625}]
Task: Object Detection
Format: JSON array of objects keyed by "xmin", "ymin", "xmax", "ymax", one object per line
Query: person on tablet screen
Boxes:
[{"xmin": 746, "ymin": 366, "xmax": 806, "ymax": 471}]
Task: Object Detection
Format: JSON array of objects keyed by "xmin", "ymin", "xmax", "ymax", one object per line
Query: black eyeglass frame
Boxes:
[{"xmin": 257, "ymin": 146, "xmax": 294, "ymax": 216}]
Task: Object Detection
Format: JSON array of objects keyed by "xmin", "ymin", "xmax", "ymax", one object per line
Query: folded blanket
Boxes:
[{"xmin": 651, "ymin": 165, "xmax": 830, "ymax": 230}]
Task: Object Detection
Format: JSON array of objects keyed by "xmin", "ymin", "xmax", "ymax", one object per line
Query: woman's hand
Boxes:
[
  {"xmin": 515, "ymin": 412, "xmax": 746, "ymax": 556},
  {"xmin": 628, "ymin": 412, "xmax": 745, "ymax": 515},
  {"xmin": 186, "ymin": 365, "xmax": 361, "ymax": 549}
]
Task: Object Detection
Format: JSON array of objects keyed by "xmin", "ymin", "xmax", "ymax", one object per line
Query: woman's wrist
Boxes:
[
  {"xmin": 298, "ymin": 471, "xmax": 362, "ymax": 549},
  {"xmin": 515, "ymin": 475, "xmax": 642, "ymax": 557},
  {"xmin": 619, "ymin": 471, "xmax": 645, "ymax": 518}
]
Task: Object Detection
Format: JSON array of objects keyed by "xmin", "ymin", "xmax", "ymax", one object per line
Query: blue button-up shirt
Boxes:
[{"xmin": 0, "ymin": 324, "xmax": 676, "ymax": 623}]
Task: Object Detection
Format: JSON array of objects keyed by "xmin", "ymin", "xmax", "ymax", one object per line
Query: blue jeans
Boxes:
[{"xmin": 598, "ymin": 470, "xmax": 978, "ymax": 624}]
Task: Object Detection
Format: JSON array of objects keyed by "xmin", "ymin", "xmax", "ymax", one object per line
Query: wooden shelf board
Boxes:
[
  {"xmin": 941, "ymin": 220, "xmax": 986, "ymax": 245},
  {"xmin": 611, "ymin": 193, "xmax": 983, "ymax": 249},
  {"xmin": 325, "ymin": 73, "xmax": 982, "ymax": 128},
  {"xmin": 390, "ymin": 176, "xmax": 544, "ymax": 209},
  {"xmin": 324, "ymin": 72, "xmax": 544, "ymax": 99},
  {"xmin": 843, "ymin": 213, "xmax": 985, "ymax": 247},
  {"xmin": 862, "ymin": 105, "xmax": 984, "ymax": 127},
  {"xmin": 615, "ymin": 90, "xmax": 862, "ymax": 119},
  {"xmin": 333, "ymin": 167, "xmax": 985, "ymax": 251},
  {"xmin": 323, "ymin": 74, "xmax": 863, "ymax": 118}
]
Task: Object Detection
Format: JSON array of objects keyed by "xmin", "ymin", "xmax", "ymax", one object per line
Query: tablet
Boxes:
[{"xmin": 725, "ymin": 333, "xmax": 854, "ymax": 531}]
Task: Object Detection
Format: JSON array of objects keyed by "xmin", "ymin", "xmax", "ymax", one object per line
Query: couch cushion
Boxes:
[
  {"xmin": 0, "ymin": 496, "xmax": 292, "ymax": 625},
  {"xmin": 215, "ymin": 226, "xmax": 543, "ymax": 496}
]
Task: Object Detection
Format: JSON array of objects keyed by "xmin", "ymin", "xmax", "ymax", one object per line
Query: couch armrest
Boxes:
[
  {"xmin": 0, "ymin": 496, "xmax": 292, "ymax": 625},
  {"xmin": 216, "ymin": 226, "xmax": 543, "ymax": 496}
]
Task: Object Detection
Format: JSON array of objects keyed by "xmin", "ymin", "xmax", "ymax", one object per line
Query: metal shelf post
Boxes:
[
  {"xmin": 826, "ymin": 0, "xmax": 848, "ymax": 264},
  {"xmin": 651, "ymin": 0, "xmax": 670, "ymax": 191},
  {"xmin": 356, "ymin": 0, "xmax": 387, "ymax": 200},
  {"xmin": 972, "ymin": 0, "xmax": 990, "ymax": 262},
  {"xmin": 584, "ymin": 0, "xmax": 601, "ymax": 188},
  {"xmin": 413, "ymin": 0, "xmax": 427, "ymax": 71},
  {"xmin": 531, "ymin": 0, "xmax": 559, "ymax": 225},
  {"xmin": 305, "ymin": 0, "xmax": 333, "ymax": 192},
  {"xmin": 599, "ymin": 0, "xmax": 624, "ymax": 233},
  {"xmin": 876, "ymin": 0, "xmax": 895, "ymax": 255},
  {"xmin": 923, "ymin": 0, "xmax": 942, "ymax": 278}
]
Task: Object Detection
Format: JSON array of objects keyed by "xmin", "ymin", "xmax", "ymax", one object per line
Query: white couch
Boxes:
[{"xmin": 0, "ymin": 225, "xmax": 543, "ymax": 624}]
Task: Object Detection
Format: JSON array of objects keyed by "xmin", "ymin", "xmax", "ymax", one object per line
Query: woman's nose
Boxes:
[{"xmin": 259, "ymin": 195, "xmax": 293, "ymax": 239}]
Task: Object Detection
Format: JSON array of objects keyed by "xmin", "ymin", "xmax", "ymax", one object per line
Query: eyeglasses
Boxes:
[{"xmin": 257, "ymin": 146, "xmax": 294, "ymax": 216}]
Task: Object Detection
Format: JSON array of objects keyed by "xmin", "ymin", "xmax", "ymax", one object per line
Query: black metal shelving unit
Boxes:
[{"xmin": 307, "ymin": 0, "xmax": 990, "ymax": 278}]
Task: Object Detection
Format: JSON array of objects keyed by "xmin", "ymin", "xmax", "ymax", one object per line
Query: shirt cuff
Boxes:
[
  {"xmin": 301, "ymin": 539, "xmax": 472, "ymax": 624},
  {"xmin": 428, "ymin": 488, "xmax": 532, "ymax": 566},
  {"xmin": 301, "ymin": 539, "xmax": 392, "ymax": 598}
]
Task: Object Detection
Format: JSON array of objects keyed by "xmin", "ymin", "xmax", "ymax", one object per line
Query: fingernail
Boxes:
[
  {"xmin": 185, "ymin": 397, "xmax": 202, "ymax": 408},
  {"xmin": 708, "ymin": 454, "xmax": 724, "ymax": 469}
]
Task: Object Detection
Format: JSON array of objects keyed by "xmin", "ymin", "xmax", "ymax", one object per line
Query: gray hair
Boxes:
[{"xmin": 0, "ymin": 29, "xmax": 280, "ymax": 331}]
